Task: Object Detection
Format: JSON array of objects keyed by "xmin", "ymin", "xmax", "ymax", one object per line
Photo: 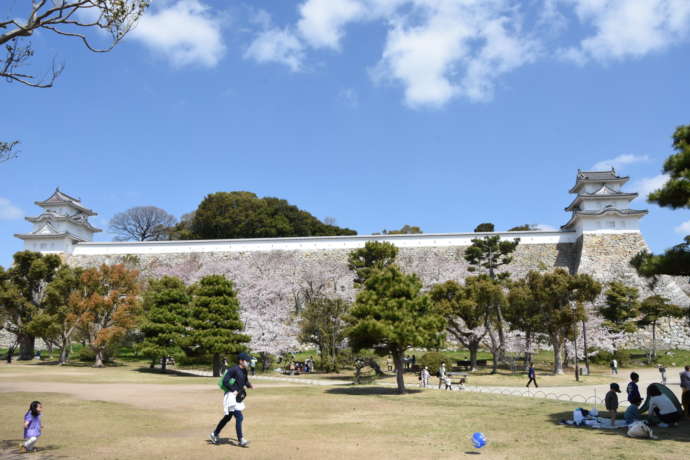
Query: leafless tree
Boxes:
[
  {"xmin": 0, "ymin": 141, "xmax": 19, "ymax": 163},
  {"xmin": 1, "ymin": 1, "xmax": 149, "ymax": 88},
  {"xmin": 109, "ymin": 206, "xmax": 177, "ymax": 241}
]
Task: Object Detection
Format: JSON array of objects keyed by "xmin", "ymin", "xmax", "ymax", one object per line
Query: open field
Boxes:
[{"xmin": 1, "ymin": 363, "xmax": 689, "ymax": 459}]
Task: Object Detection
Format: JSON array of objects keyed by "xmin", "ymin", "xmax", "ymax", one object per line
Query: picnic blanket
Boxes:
[
  {"xmin": 639, "ymin": 383, "xmax": 683, "ymax": 413},
  {"xmin": 561, "ymin": 408, "xmax": 627, "ymax": 429}
]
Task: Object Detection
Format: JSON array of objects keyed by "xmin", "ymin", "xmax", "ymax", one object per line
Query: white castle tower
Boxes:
[
  {"xmin": 562, "ymin": 169, "xmax": 648, "ymax": 236},
  {"xmin": 14, "ymin": 188, "xmax": 101, "ymax": 254}
]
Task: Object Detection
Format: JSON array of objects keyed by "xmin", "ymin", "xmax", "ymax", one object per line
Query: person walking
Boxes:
[
  {"xmin": 610, "ymin": 358, "xmax": 618, "ymax": 375},
  {"xmin": 420, "ymin": 366, "xmax": 430, "ymax": 388},
  {"xmin": 658, "ymin": 364, "xmax": 667, "ymax": 385},
  {"xmin": 680, "ymin": 365, "xmax": 690, "ymax": 417},
  {"xmin": 526, "ymin": 364, "xmax": 538, "ymax": 388},
  {"xmin": 605, "ymin": 383, "xmax": 621, "ymax": 427},
  {"xmin": 20, "ymin": 401, "xmax": 43, "ymax": 453},
  {"xmin": 438, "ymin": 362, "xmax": 447, "ymax": 389},
  {"xmin": 210, "ymin": 352, "xmax": 254, "ymax": 448}
]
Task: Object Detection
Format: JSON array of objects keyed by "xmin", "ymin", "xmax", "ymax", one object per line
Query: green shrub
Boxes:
[
  {"xmin": 588, "ymin": 348, "xmax": 633, "ymax": 367},
  {"xmin": 419, "ymin": 352, "xmax": 452, "ymax": 376}
]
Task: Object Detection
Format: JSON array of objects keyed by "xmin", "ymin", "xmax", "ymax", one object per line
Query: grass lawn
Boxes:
[{"xmin": 1, "ymin": 363, "xmax": 689, "ymax": 459}]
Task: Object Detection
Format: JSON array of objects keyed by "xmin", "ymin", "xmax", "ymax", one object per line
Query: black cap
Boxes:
[
  {"xmin": 238, "ymin": 352, "xmax": 252, "ymax": 362},
  {"xmin": 610, "ymin": 383, "xmax": 621, "ymax": 392}
]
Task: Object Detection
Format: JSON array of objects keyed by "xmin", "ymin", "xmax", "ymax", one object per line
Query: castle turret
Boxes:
[
  {"xmin": 14, "ymin": 188, "xmax": 101, "ymax": 254},
  {"xmin": 562, "ymin": 169, "xmax": 647, "ymax": 236}
]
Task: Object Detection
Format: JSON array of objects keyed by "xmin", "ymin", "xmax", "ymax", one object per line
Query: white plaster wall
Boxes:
[{"xmin": 72, "ymin": 231, "xmax": 578, "ymax": 256}]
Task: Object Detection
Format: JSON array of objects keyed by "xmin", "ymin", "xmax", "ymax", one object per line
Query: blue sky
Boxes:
[{"xmin": 2, "ymin": 0, "xmax": 690, "ymax": 267}]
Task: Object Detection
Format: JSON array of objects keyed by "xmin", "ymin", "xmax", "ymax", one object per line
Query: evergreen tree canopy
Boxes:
[
  {"xmin": 474, "ymin": 222, "xmax": 495, "ymax": 232},
  {"xmin": 189, "ymin": 275, "xmax": 250, "ymax": 376},
  {"xmin": 464, "ymin": 235, "xmax": 520, "ymax": 279},
  {"xmin": 298, "ymin": 296, "xmax": 350, "ymax": 372},
  {"xmin": 0, "ymin": 251, "xmax": 62, "ymax": 359},
  {"xmin": 648, "ymin": 124, "xmax": 690, "ymax": 209},
  {"xmin": 347, "ymin": 241, "xmax": 398, "ymax": 286},
  {"xmin": 346, "ymin": 265, "xmax": 445, "ymax": 393},
  {"xmin": 140, "ymin": 276, "xmax": 192, "ymax": 370},
  {"xmin": 181, "ymin": 191, "xmax": 356, "ymax": 240},
  {"xmin": 600, "ymin": 281, "xmax": 640, "ymax": 335}
]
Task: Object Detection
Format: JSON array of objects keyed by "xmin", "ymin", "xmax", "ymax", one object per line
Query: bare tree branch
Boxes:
[
  {"xmin": 1, "ymin": 1, "xmax": 149, "ymax": 87},
  {"xmin": 109, "ymin": 206, "xmax": 178, "ymax": 242},
  {"xmin": 0, "ymin": 140, "xmax": 20, "ymax": 163}
]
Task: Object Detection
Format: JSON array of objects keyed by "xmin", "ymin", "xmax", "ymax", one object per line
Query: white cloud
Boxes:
[
  {"xmin": 339, "ymin": 88, "xmax": 359, "ymax": 107},
  {"xmin": 631, "ymin": 173, "xmax": 669, "ymax": 200},
  {"xmin": 130, "ymin": 0, "xmax": 225, "ymax": 67},
  {"xmin": 675, "ymin": 220, "xmax": 690, "ymax": 235},
  {"xmin": 0, "ymin": 197, "xmax": 23, "ymax": 221},
  {"xmin": 297, "ymin": 0, "xmax": 367, "ymax": 49},
  {"xmin": 592, "ymin": 154, "xmax": 649, "ymax": 171},
  {"xmin": 563, "ymin": 0, "xmax": 690, "ymax": 63},
  {"xmin": 533, "ymin": 224, "xmax": 557, "ymax": 231},
  {"xmin": 245, "ymin": 27, "xmax": 305, "ymax": 72},
  {"xmin": 372, "ymin": 0, "xmax": 536, "ymax": 107}
]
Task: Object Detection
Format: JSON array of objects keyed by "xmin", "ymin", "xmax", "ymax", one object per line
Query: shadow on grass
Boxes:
[
  {"xmin": 0, "ymin": 439, "xmax": 63, "ymax": 459},
  {"xmin": 325, "ymin": 386, "xmax": 422, "ymax": 396},
  {"xmin": 133, "ymin": 367, "xmax": 210, "ymax": 378},
  {"xmin": 549, "ymin": 410, "xmax": 690, "ymax": 442}
]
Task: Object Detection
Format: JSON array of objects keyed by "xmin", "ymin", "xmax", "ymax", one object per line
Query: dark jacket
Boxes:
[
  {"xmin": 680, "ymin": 371, "xmax": 690, "ymax": 390},
  {"xmin": 627, "ymin": 381, "xmax": 642, "ymax": 405},
  {"xmin": 605, "ymin": 390, "xmax": 619, "ymax": 411},
  {"xmin": 223, "ymin": 365, "xmax": 252, "ymax": 393},
  {"xmin": 528, "ymin": 367, "xmax": 536, "ymax": 378}
]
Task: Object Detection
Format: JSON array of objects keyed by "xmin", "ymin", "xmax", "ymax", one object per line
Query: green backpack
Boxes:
[{"xmin": 218, "ymin": 370, "xmax": 236, "ymax": 392}]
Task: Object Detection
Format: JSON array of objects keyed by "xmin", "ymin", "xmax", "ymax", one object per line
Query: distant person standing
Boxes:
[
  {"xmin": 438, "ymin": 362, "xmax": 447, "ymax": 389},
  {"xmin": 420, "ymin": 366, "xmax": 430, "ymax": 388},
  {"xmin": 526, "ymin": 364, "xmax": 538, "ymax": 388},
  {"xmin": 627, "ymin": 372, "xmax": 642, "ymax": 406},
  {"xmin": 610, "ymin": 358, "xmax": 618, "ymax": 375},
  {"xmin": 680, "ymin": 365, "xmax": 690, "ymax": 417},
  {"xmin": 658, "ymin": 365, "xmax": 667, "ymax": 385}
]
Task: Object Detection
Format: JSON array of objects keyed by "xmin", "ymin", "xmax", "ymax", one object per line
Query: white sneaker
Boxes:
[
  {"xmin": 209, "ymin": 432, "xmax": 219, "ymax": 444},
  {"xmin": 239, "ymin": 438, "xmax": 250, "ymax": 447}
]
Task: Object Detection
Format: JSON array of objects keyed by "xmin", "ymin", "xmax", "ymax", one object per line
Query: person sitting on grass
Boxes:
[
  {"xmin": 624, "ymin": 399, "xmax": 642, "ymax": 425},
  {"xmin": 647, "ymin": 385, "xmax": 683, "ymax": 427},
  {"xmin": 20, "ymin": 401, "xmax": 43, "ymax": 453},
  {"xmin": 605, "ymin": 383, "xmax": 621, "ymax": 427}
]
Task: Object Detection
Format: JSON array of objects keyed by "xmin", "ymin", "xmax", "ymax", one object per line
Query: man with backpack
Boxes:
[{"xmin": 210, "ymin": 352, "xmax": 253, "ymax": 447}]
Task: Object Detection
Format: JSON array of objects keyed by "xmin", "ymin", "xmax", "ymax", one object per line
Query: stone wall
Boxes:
[
  {"xmin": 66, "ymin": 242, "xmax": 576, "ymax": 353},
  {"xmin": 4, "ymin": 233, "xmax": 683, "ymax": 355},
  {"xmin": 575, "ymin": 232, "xmax": 690, "ymax": 350}
]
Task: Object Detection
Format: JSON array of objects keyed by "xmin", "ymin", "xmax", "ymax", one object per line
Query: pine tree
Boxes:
[
  {"xmin": 346, "ymin": 265, "xmax": 445, "ymax": 394},
  {"xmin": 637, "ymin": 295, "xmax": 684, "ymax": 359},
  {"xmin": 189, "ymin": 275, "xmax": 250, "ymax": 377},
  {"xmin": 140, "ymin": 276, "xmax": 191, "ymax": 371},
  {"xmin": 600, "ymin": 282, "xmax": 640, "ymax": 349},
  {"xmin": 347, "ymin": 241, "xmax": 398, "ymax": 286}
]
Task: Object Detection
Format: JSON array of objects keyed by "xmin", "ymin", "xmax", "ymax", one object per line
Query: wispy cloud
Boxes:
[
  {"xmin": 631, "ymin": 174, "xmax": 669, "ymax": 201},
  {"xmin": 562, "ymin": 0, "xmax": 690, "ymax": 64},
  {"xmin": 0, "ymin": 197, "xmax": 23, "ymax": 221},
  {"xmin": 338, "ymin": 88, "xmax": 359, "ymax": 107},
  {"xmin": 592, "ymin": 154, "xmax": 649, "ymax": 171},
  {"xmin": 675, "ymin": 220, "xmax": 690, "ymax": 235},
  {"xmin": 130, "ymin": 0, "xmax": 225, "ymax": 68}
]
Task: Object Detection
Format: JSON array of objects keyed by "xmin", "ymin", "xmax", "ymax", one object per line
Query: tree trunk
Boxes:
[
  {"xmin": 563, "ymin": 342, "xmax": 570, "ymax": 369},
  {"xmin": 18, "ymin": 333, "xmax": 35, "ymax": 360},
  {"xmin": 552, "ymin": 336, "xmax": 563, "ymax": 375},
  {"xmin": 59, "ymin": 343, "xmax": 70, "ymax": 365},
  {"xmin": 574, "ymin": 337, "xmax": 579, "ymax": 382},
  {"xmin": 524, "ymin": 330, "xmax": 532, "ymax": 371},
  {"xmin": 94, "ymin": 348, "xmax": 105, "ymax": 368},
  {"xmin": 469, "ymin": 343, "xmax": 479, "ymax": 371},
  {"xmin": 212, "ymin": 353, "xmax": 221, "ymax": 377},
  {"xmin": 495, "ymin": 305, "xmax": 506, "ymax": 363},
  {"xmin": 161, "ymin": 356, "xmax": 167, "ymax": 372},
  {"xmin": 651, "ymin": 321, "xmax": 657, "ymax": 360},
  {"xmin": 582, "ymin": 320, "xmax": 590, "ymax": 375},
  {"xmin": 393, "ymin": 351, "xmax": 406, "ymax": 394}
]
